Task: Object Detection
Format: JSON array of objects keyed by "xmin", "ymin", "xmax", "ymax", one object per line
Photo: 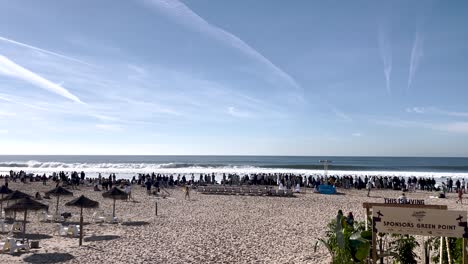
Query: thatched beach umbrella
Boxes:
[
  {"xmin": 1, "ymin": 190, "xmax": 32, "ymax": 219},
  {"xmin": 66, "ymin": 195, "xmax": 99, "ymax": 246},
  {"xmin": 102, "ymin": 187, "xmax": 127, "ymax": 219},
  {"xmin": 45, "ymin": 186, "xmax": 73, "ymax": 214},
  {"xmin": 1, "ymin": 190, "xmax": 31, "ymax": 202},
  {"xmin": 0, "ymin": 185, "xmax": 13, "ymax": 217},
  {"xmin": 5, "ymin": 197, "xmax": 48, "ymax": 242}
]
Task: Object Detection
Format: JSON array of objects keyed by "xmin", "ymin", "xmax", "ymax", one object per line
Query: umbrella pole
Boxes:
[
  {"xmin": 0, "ymin": 194, "xmax": 3, "ymax": 218},
  {"xmin": 113, "ymin": 198, "xmax": 116, "ymax": 218},
  {"xmin": 56, "ymin": 195, "xmax": 60, "ymax": 214},
  {"xmin": 79, "ymin": 206, "xmax": 83, "ymax": 246},
  {"xmin": 23, "ymin": 210, "xmax": 27, "ymax": 243}
]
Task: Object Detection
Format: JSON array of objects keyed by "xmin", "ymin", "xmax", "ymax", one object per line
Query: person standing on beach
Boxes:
[
  {"xmin": 457, "ymin": 188, "xmax": 463, "ymax": 204},
  {"xmin": 366, "ymin": 181, "xmax": 372, "ymax": 197},
  {"xmin": 184, "ymin": 185, "xmax": 190, "ymax": 200},
  {"xmin": 145, "ymin": 179, "xmax": 152, "ymax": 195},
  {"xmin": 125, "ymin": 183, "xmax": 133, "ymax": 201}
]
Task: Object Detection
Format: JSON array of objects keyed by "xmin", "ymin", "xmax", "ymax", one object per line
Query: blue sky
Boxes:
[{"xmin": 0, "ymin": 0, "xmax": 468, "ymax": 156}]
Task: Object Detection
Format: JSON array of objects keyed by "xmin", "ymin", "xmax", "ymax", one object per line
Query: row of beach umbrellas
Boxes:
[{"xmin": 0, "ymin": 185, "xmax": 128, "ymax": 246}]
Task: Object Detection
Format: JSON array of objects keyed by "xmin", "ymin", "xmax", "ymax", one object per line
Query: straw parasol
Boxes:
[
  {"xmin": 45, "ymin": 186, "xmax": 73, "ymax": 214},
  {"xmin": 66, "ymin": 195, "xmax": 99, "ymax": 246},
  {"xmin": 4, "ymin": 197, "xmax": 48, "ymax": 242},
  {"xmin": 1, "ymin": 190, "xmax": 31, "ymax": 202},
  {"xmin": 102, "ymin": 187, "xmax": 128, "ymax": 219},
  {"xmin": 0, "ymin": 185, "xmax": 13, "ymax": 216},
  {"xmin": 1, "ymin": 190, "xmax": 32, "ymax": 219}
]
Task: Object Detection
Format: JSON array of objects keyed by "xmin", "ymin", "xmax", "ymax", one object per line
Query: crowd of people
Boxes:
[{"xmin": 2, "ymin": 170, "xmax": 468, "ymax": 196}]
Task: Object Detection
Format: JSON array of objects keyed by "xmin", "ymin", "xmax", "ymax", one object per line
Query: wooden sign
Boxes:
[{"xmin": 373, "ymin": 206, "xmax": 468, "ymax": 238}]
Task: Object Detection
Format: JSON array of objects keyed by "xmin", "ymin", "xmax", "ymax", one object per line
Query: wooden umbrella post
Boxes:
[
  {"xmin": 0, "ymin": 194, "xmax": 3, "ymax": 218},
  {"xmin": 79, "ymin": 206, "xmax": 83, "ymax": 246},
  {"xmin": 23, "ymin": 209, "xmax": 27, "ymax": 243},
  {"xmin": 440, "ymin": 237, "xmax": 443, "ymax": 264},
  {"xmin": 446, "ymin": 237, "xmax": 452, "ymax": 264},
  {"xmin": 112, "ymin": 198, "xmax": 116, "ymax": 218},
  {"xmin": 463, "ymin": 238, "xmax": 468, "ymax": 264},
  {"xmin": 372, "ymin": 229, "xmax": 377, "ymax": 264},
  {"xmin": 56, "ymin": 195, "xmax": 60, "ymax": 214},
  {"xmin": 365, "ymin": 208, "xmax": 370, "ymax": 231},
  {"xmin": 155, "ymin": 200, "xmax": 158, "ymax": 216}
]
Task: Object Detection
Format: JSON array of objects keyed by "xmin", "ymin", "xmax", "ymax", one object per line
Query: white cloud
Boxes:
[
  {"xmin": 227, "ymin": 106, "xmax": 251, "ymax": 118},
  {"xmin": 436, "ymin": 122, "xmax": 468, "ymax": 134},
  {"xmin": 446, "ymin": 111, "xmax": 468, "ymax": 118},
  {"xmin": 352, "ymin": 133, "xmax": 362, "ymax": 137},
  {"xmin": 405, "ymin": 107, "xmax": 426, "ymax": 114},
  {"xmin": 406, "ymin": 106, "xmax": 468, "ymax": 117},
  {"xmin": 95, "ymin": 124, "xmax": 123, "ymax": 131},
  {"xmin": 376, "ymin": 117, "xmax": 468, "ymax": 134},
  {"xmin": 0, "ymin": 129, "xmax": 8, "ymax": 134},
  {"xmin": 0, "ymin": 110, "xmax": 16, "ymax": 117},
  {"xmin": 332, "ymin": 107, "xmax": 352, "ymax": 122},
  {"xmin": 0, "ymin": 55, "xmax": 83, "ymax": 103}
]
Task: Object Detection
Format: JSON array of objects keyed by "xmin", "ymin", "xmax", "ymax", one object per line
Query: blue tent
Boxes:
[{"xmin": 318, "ymin": 184, "xmax": 336, "ymax": 195}]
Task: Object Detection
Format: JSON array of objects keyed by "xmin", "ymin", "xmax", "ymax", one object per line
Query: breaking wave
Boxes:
[
  {"xmin": 1, "ymin": 160, "xmax": 468, "ymax": 179},
  {"xmin": 0, "ymin": 160, "xmax": 256, "ymax": 170}
]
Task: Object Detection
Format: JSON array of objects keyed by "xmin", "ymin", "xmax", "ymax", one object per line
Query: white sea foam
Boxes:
[{"xmin": 0, "ymin": 161, "xmax": 468, "ymax": 180}]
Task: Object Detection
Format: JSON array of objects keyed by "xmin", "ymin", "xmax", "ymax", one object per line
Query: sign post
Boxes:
[{"xmin": 464, "ymin": 238, "xmax": 468, "ymax": 264}]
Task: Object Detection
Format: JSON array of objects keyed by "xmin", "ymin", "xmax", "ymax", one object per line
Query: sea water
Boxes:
[{"xmin": 0, "ymin": 155, "xmax": 467, "ymax": 182}]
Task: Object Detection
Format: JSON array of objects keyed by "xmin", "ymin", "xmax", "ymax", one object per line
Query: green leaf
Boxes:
[
  {"xmin": 360, "ymin": 231, "xmax": 372, "ymax": 240},
  {"xmin": 315, "ymin": 238, "xmax": 334, "ymax": 258}
]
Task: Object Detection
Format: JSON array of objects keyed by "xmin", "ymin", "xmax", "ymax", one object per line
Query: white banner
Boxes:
[{"xmin": 373, "ymin": 206, "xmax": 468, "ymax": 238}]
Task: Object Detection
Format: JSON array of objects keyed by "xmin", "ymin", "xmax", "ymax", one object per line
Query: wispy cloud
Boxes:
[
  {"xmin": 352, "ymin": 132, "xmax": 362, "ymax": 137},
  {"xmin": 0, "ymin": 36, "xmax": 92, "ymax": 66},
  {"xmin": 142, "ymin": 0, "xmax": 302, "ymax": 92},
  {"xmin": 0, "ymin": 55, "xmax": 83, "ymax": 103},
  {"xmin": 438, "ymin": 122, "xmax": 468, "ymax": 134},
  {"xmin": 95, "ymin": 124, "xmax": 123, "ymax": 131},
  {"xmin": 0, "ymin": 93, "xmax": 49, "ymax": 110},
  {"xmin": 375, "ymin": 117, "xmax": 468, "ymax": 134},
  {"xmin": 405, "ymin": 107, "xmax": 426, "ymax": 114},
  {"xmin": 0, "ymin": 110, "xmax": 16, "ymax": 117},
  {"xmin": 227, "ymin": 106, "xmax": 251, "ymax": 118},
  {"xmin": 406, "ymin": 106, "xmax": 468, "ymax": 118},
  {"xmin": 408, "ymin": 32, "xmax": 424, "ymax": 89},
  {"xmin": 331, "ymin": 107, "xmax": 352, "ymax": 122},
  {"xmin": 378, "ymin": 26, "xmax": 392, "ymax": 93}
]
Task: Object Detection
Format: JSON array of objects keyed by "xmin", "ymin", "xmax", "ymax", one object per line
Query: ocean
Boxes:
[{"xmin": 0, "ymin": 155, "xmax": 467, "ymax": 180}]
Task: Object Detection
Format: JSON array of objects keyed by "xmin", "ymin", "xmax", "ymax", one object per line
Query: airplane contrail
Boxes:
[
  {"xmin": 408, "ymin": 32, "xmax": 424, "ymax": 89},
  {"xmin": 0, "ymin": 55, "xmax": 84, "ymax": 103},
  {"xmin": 0, "ymin": 36, "xmax": 92, "ymax": 66}
]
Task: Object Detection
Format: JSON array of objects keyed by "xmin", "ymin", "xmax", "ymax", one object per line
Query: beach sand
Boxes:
[{"xmin": 0, "ymin": 182, "xmax": 465, "ymax": 263}]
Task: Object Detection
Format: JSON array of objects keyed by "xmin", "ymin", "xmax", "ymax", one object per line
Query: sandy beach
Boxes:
[{"xmin": 0, "ymin": 181, "xmax": 465, "ymax": 264}]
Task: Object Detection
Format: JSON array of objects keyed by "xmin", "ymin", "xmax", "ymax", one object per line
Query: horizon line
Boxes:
[{"xmin": 0, "ymin": 154, "xmax": 466, "ymax": 158}]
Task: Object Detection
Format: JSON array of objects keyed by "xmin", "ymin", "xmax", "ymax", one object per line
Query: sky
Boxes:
[{"xmin": 0, "ymin": 0, "xmax": 468, "ymax": 156}]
